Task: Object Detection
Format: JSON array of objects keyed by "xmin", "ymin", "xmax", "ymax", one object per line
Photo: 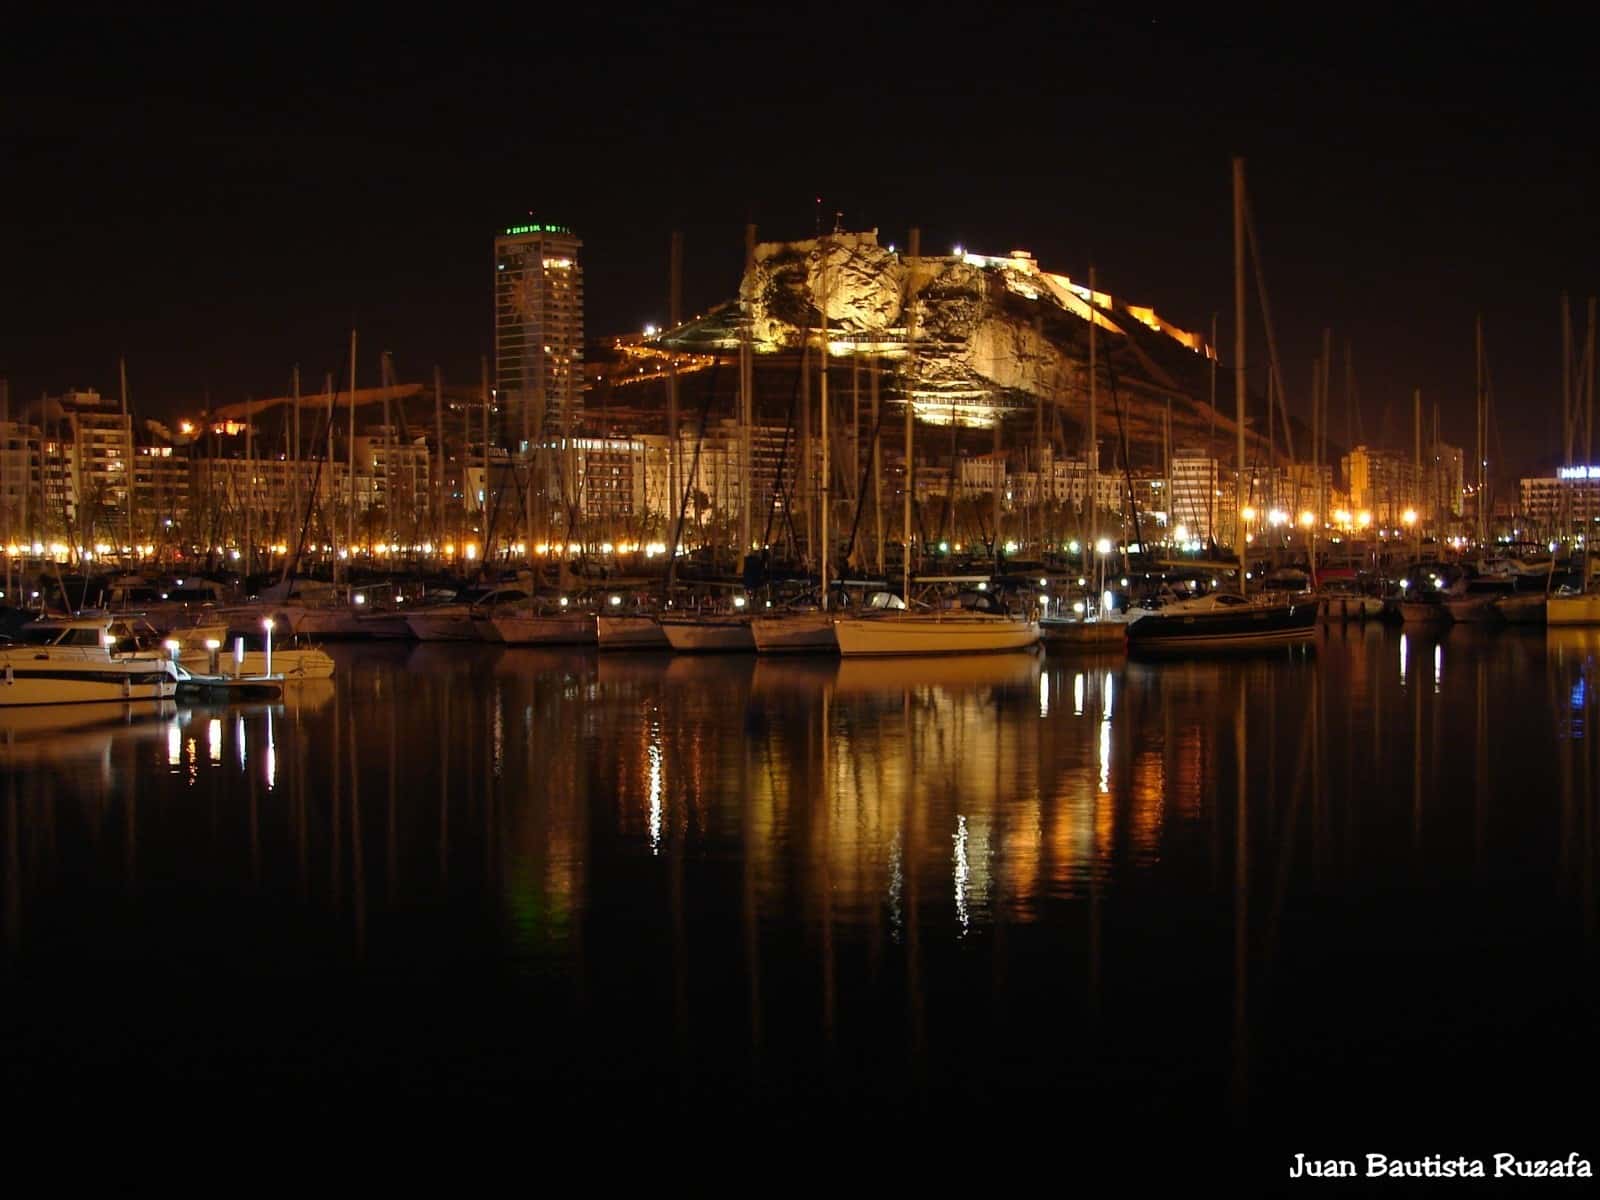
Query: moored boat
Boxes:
[
  {"xmin": 406, "ymin": 585, "xmax": 530, "ymax": 642},
  {"xmin": 1547, "ymin": 590, "xmax": 1600, "ymax": 625},
  {"xmin": 1398, "ymin": 597, "xmax": 1451, "ymax": 624},
  {"xmin": 832, "ymin": 611, "xmax": 1039, "ymax": 657},
  {"xmin": 1038, "ymin": 615, "xmax": 1129, "ymax": 649},
  {"xmin": 596, "ymin": 614, "xmax": 669, "ymax": 650},
  {"xmin": 0, "ymin": 616, "xmax": 180, "ymax": 705},
  {"xmin": 750, "ymin": 611, "xmax": 838, "ymax": 654},
  {"xmin": 659, "ymin": 614, "xmax": 756, "ymax": 653},
  {"xmin": 491, "ymin": 610, "xmax": 596, "ymax": 646},
  {"xmin": 1124, "ymin": 593, "xmax": 1317, "ymax": 654},
  {"xmin": 1494, "ymin": 592, "xmax": 1547, "ymax": 625}
]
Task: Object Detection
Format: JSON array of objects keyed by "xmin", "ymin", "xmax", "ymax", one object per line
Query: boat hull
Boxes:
[
  {"xmin": 1495, "ymin": 594, "xmax": 1547, "ymax": 625},
  {"xmin": 750, "ymin": 613, "xmax": 838, "ymax": 653},
  {"xmin": 1547, "ymin": 594, "xmax": 1600, "ymax": 625},
  {"xmin": 596, "ymin": 615, "xmax": 669, "ymax": 650},
  {"xmin": 491, "ymin": 614, "xmax": 596, "ymax": 646},
  {"xmin": 1125, "ymin": 601, "xmax": 1317, "ymax": 654},
  {"xmin": 833, "ymin": 614, "xmax": 1039, "ymax": 657},
  {"xmin": 1443, "ymin": 597, "xmax": 1500, "ymax": 623},
  {"xmin": 0, "ymin": 659, "xmax": 178, "ymax": 706},
  {"xmin": 1317, "ymin": 594, "xmax": 1386, "ymax": 621},
  {"xmin": 405, "ymin": 612, "xmax": 481, "ymax": 641},
  {"xmin": 659, "ymin": 618, "xmax": 756, "ymax": 653},
  {"xmin": 1039, "ymin": 618, "xmax": 1127, "ymax": 648},
  {"xmin": 179, "ymin": 648, "xmax": 335, "ymax": 680},
  {"xmin": 1398, "ymin": 601, "xmax": 1450, "ymax": 624}
]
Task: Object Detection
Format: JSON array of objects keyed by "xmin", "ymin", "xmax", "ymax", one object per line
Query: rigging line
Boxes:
[
  {"xmin": 762, "ymin": 341, "xmax": 807, "ymax": 551},
  {"xmin": 840, "ymin": 359, "xmax": 889, "ymax": 572},
  {"xmin": 283, "ymin": 338, "xmax": 353, "ymax": 588},
  {"xmin": 1103, "ymin": 342, "xmax": 1145, "ymax": 562},
  {"xmin": 664, "ymin": 354, "xmax": 725, "ymax": 596}
]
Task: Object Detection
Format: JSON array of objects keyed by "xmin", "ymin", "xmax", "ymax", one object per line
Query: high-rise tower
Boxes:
[{"xmin": 493, "ymin": 221, "xmax": 584, "ymax": 448}]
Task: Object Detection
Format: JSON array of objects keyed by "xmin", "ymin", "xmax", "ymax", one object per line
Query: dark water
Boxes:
[{"xmin": 3, "ymin": 626, "xmax": 1598, "ymax": 1186}]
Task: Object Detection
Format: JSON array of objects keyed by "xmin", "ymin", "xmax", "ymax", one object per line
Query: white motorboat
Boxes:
[
  {"xmin": 750, "ymin": 610, "xmax": 838, "ymax": 654},
  {"xmin": 171, "ymin": 622, "xmax": 335, "ymax": 681},
  {"xmin": 596, "ymin": 614, "xmax": 669, "ymax": 650},
  {"xmin": 659, "ymin": 614, "xmax": 756, "ymax": 653},
  {"xmin": 833, "ymin": 611, "xmax": 1039, "ymax": 656},
  {"xmin": 0, "ymin": 616, "xmax": 180, "ymax": 705}
]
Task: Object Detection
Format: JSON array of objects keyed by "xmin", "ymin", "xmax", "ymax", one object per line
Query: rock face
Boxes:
[
  {"xmin": 739, "ymin": 229, "xmax": 1217, "ymax": 431},
  {"xmin": 743, "ymin": 231, "xmax": 905, "ymax": 343}
]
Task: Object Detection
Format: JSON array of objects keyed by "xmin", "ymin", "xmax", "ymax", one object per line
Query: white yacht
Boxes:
[
  {"xmin": 0, "ymin": 617, "xmax": 180, "ymax": 705},
  {"xmin": 833, "ymin": 609, "xmax": 1039, "ymax": 656}
]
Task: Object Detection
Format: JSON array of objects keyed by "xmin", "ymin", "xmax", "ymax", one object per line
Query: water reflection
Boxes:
[{"xmin": 2, "ymin": 630, "xmax": 1598, "ymax": 1150}]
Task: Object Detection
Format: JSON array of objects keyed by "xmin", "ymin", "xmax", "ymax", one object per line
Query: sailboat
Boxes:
[
  {"xmin": 1549, "ymin": 297, "xmax": 1600, "ymax": 624},
  {"xmin": 831, "ymin": 229, "xmax": 1040, "ymax": 657},
  {"xmin": 1127, "ymin": 159, "xmax": 1315, "ymax": 655}
]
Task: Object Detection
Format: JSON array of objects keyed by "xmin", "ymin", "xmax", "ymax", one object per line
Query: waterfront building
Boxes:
[
  {"xmin": 1520, "ymin": 467, "xmax": 1600, "ymax": 532},
  {"xmin": 41, "ymin": 389, "xmax": 134, "ymax": 531},
  {"xmin": 1169, "ymin": 449, "xmax": 1221, "ymax": 543},
  {"xmin": 1343, "ymin": 445, "xmax": 1417, "ymax": 528},
  {"xmin": 0, "ymin": 413, "xmax": 42, "ymax": 549},
  {"xmin": 494, "ymin": 221, "xmax": 584, "ymax": 445}
]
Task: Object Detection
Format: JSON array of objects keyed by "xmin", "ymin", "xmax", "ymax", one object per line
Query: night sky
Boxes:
[{"xmin": 3, "ymin": 7, "xmax": 1594, "ymax": 475}]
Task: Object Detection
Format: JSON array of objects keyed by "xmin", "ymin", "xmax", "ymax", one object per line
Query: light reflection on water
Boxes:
[{"xmin": 2, "ymin": 627, "xmax": 1599, "ymax": 1155}]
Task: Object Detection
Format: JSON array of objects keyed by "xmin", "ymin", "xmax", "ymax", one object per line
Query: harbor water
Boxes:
[{"xmin": 3, "ymin": 624, "xmax": 1597, "ymax": 1184}]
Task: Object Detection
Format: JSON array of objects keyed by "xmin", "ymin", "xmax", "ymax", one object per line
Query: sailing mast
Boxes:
[
  {"xmin": 740, "ymin": 224, "xmax": 755, "ymax": 566},
  {"xmin": 291, "ymin": 365, "xmax": 301, "ymax": 563},
  {"xmin": 1233, "ymin": 157, "xmax": 1248, "ymax": 596},
  {"xmin": 1475, "ymin": 314, "xmax": 1485, "ymax": 555},
  {"xmin": 1088, "ymin": 264, "xmax": 1098, "ymax": 598},
  {"xmin": 1413, "ymin": 386, "xmax": 1423, "ymax": 566},
  {"xmin": 346, "ymin": 329, "xmax": 357, "ymax": 575},
  {"xmin": 902, "ymin": 229, "xmax": 920, "ymax": 600},
  {"xmin": 119, "ymin": 356, "xmax": 134, "ymax": 565},
  {"xmin": 325, "ymin": 371, "xmax": 337, "ymax": 583},
  {"xmin": 668, "ymin": 232, "xmax": 682, "ymax": 560},
  {"xmin": 819, "ymin": 231, "xmax": 831, "ymax": 607}
]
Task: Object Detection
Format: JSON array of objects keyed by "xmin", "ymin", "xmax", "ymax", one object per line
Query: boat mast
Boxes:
[
  {"xmin": 1032, "ymin": 315, "xmax": 1044, "ymax": 557},
  {"xmin": 433, "ymin": 366, "xmax": 443, "ymax": 552},
  {"xmin": 325, "ymin": 371, "xmax": 337, "ymax": 583},
  {"xmin": 902, "ymin": 228, "xmax": 920, "ymax": 601},
  {"xmin": 346, "ymin": 329, "xmax": 357, "ymax": 577},
  {"xmin": 480, "ymin": 355, "xmax": 490, "ymax": 573},
  {"xmin": 119, "ymin": 355, "xmax": 134, "ymax": 567},
  {"xmin": 819, "ymin": 230, "xmax": 831, "ymax": 607},
  {"xmin": 1587, "ymin": 298, "xmax": 1597, "ymax": 587},
  {"xmin": 245, "ymin": 386, "xmax": 254, "ymax": 580},
  {"xmin": 740, "ymin": 224, "xmax": 755, "ymax": 565},
  {"xmin": 1414, "ymin": 386, "xmax": 1423, "ymax": 566},
  {"xmin": 1209, "ymin": 313, "xmax": 1217, "ymax": 547},
  {"xmin": 668, "ymin": 231, "xmax": 682, "ymax": 564},
  {"xmin": 1475, "ymin": 314, "xmax": 1485, "ymax": 555},
  {"xmin": 1088, "ymin": 264, "xmax": 1098, "ymax": 599},
  {"xmin": 1233, "ymin": 157, "xmax": 1248, "ymax": 597},
  {"xmin": 872, "ymin": 357, "xmax": 884, "ymax": 575},
  {"xmin": 291, "ymin": 365, "xmax": 301, "ymax": 563}
]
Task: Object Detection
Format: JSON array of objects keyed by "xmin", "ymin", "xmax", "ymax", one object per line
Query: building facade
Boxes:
[{"xmin": 493, "ymin": 222, "xmax": 584, "ymax": 446}]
